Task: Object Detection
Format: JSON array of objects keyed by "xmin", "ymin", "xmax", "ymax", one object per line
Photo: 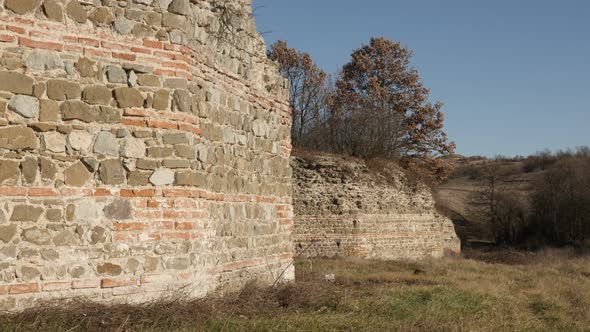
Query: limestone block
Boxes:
[
  {"xmin": 66, "ymin": 0, "xmax": 88, "ymax": 24},
  {"xmin": 0, "ymin": 245, "xmax": 18, "ymax": 259},
  {"xmin": 113, "ymin": 17, "xmax": 133, "ymax": 35},
  {"xmin": 61, "ymin": 101, "xmax": 96, "ymax": 122},
  {"xmin": 42, "ymin": 132, "xmax": 66, "ymax": 153},
  {"xmin": 72, "ymin": 199, "xmax": 102, "ymax": 221},
  {"xmin": 99, "ymin": 159, "xmax": 126, "ymax": 185},
  {"xmin": 149, "ymin": 168, "xmax": 175, "ymax": 186},
  {"xmin": 162, "ymin": 133, "xmax": 189, "ymax": 145},
  {"xmin": 68, "ymin": 266, "xmax": 86, "ymax": 278},
  {"xmin": 147, "ymin": 147, "xmax": 172, "ymax": 158},
  {"xmin": 93, "ymin": 131, "xmax": 119, "ymax": 156},
  {"xmin": 163, "ymin": 256, "xmax": 189, "ymax": 270},
  {"xmin": 90, "ymin": 7, "xmax": 114, "ymax": 26},
  {"xmin": 19, "ymin": 266, "xmax": 41, "ymax": 281},
  {"xmin": 97, "ymin": 262, "xmax": 123, "ymax": 276},
  {"xmin": 158, "ymin": 0, "xmax": 173, "ymax": 9},
  {"xmin": 144, "ymin": 256, "xmax": 160, "ymax": 271},
  {"xmin": 47, "ymin": 80, "xmax": 82, "ymax": 101},
  {"xmin": 168, "ymin": 0, "xmax": 189, "ymax": 15},
  {"xmin": 10, "ymin": 205, "xmax": 43, "ymax": 222},
  {"xmin": 172, "ymin": 89, "xmax": 191, "ymax": 113},
  {"xmin": 154, "ymin": 242, "xmax": 177, "ymax": 255},
  {"xmin": 89, "ymin": 226, "xmax": 107, "ymax": 244},
  {"xmin": 120, "ymin": 137, "xmax": 146, "ymax": 158},
  {"xmin": 136, "ymin": 74, "xmax": 159, "ymax": 87},
  {"xmin": 82, "ymin": 157, "xmax": 99, "ymax": 172},
  {"xmin": 68, "ymin": 130, "xmax": 94, "ymax": 152},
  {"xmin": 222, "ymin": 127, "xmax": 235, "ymax": 143},
  {"xmin": 98, "ymin": 106, "xmax": 122, "ymax": 124},
  {"xmin": 25, "ymin": 51, "xmax": 64, "ymax": 71},
  {"xmin": 45, "ymin": 209, "xmax": 62, "ymax": 222},
  {"xmin": 41, "ymin": 249, "xmax": 59, "ymax": 260},
  {"xmin": 64, "ymin": 161, "xmax": 92, "ymax": 186},
  {"xmin": 33, "ymin": 82, "xmax": 46, "ymax": 99},
  {"xmin": 131, "ymin": 23, "xmax": 153, "ymax": 38},
  {"xmin": 126, "ymin": 258, "xmax": 140, "ymax": 273},
  {"xmin": 196, "ymin": 143, "xmax": 208, "ymax": 163},
  {"xmin": 76, "ymin": 57, "xmax": 97, "ymax": 78},
  {"xmin": 21, "ymin": 157, "xmax": 38, "ymax": 184},
  {"xmin": 39, "ymin": 100, "xmax": 60, "ymax": 122},
  {"xmin": 22, "ymin": 227, "xmax": 52, "ymax": 245},
  {"xmin": 153, "ymin": 89, "xmax": 170, "ymax": 110},
  {"xmin": 53, "ymin": 229, "xmax": 79, "ymax": 246},
  {"xmin": 39, "ymin": 157, "xmax": 57, "ymax": 181},
  {"xmin": 175, "ymin": 170, "xmax": 205, "ymax": 186},
  {"xmin": 164, "ymin": 78, "xmax": 188, "ymax": 89},
  {"xmin": 106, "ymin": 66, "xmax": 128, "ymax": 84},
  {"xmin": 128, "ymin": 70, "xmax": 138, "ymax": 87},
  {"xmin": 162, "ymin": 13, "xmax": 186, "ymax": 29},
  {"xmin": 0, "ymin": 72, "xmax": 34, "ymax": 95},
  {"xmin": 128, "ymin": 170, "xmax": 150, "ymax": 185},
  {"xmin": 136, "ymin": 159, "xmax": 159, "ymax": 170},
  {"xmin": 43, "ymin": 0, "xmax": 64, "ymax": 22},
  {"xmin": 82, "ymin": 85, "xmax": 112, "ymax": 105},
  {"xmin": 104, "ymin": 200, "xmax": 132, "ymax": 220},
  {"xmin": 5, "ymin": 0, "xmax": 42, "ymax": 14},
  {"xmin": 8, "ymin": 95, "xmax": 38, "ymax": 119},
  {"xmin": 174, "ymin": 144, "xmax": 196, "ymax": 159},
  {"xmin": 0, "ymin": 224, "xmax": 17, "ymax": 243},
  {"xmin": 0, "ymin": 160, "xmax": 17, "ymax": 185},
  {"xmin": 114, "ymin": 87, "xmax": 144, "ymax": 108},
  {"xmin": 162, "ymin": 159, "xmax": 190, "ymax": 169}
]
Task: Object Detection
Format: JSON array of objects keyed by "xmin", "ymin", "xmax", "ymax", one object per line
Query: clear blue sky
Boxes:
[{"xmin": 252, "ymin": 0, "xmax": 590, "ymax": 157}]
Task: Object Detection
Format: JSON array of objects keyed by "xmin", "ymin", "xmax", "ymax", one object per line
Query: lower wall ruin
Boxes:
[{"xmin": 293, "ymin": 154, "xmax": 460, "ymax": 260}]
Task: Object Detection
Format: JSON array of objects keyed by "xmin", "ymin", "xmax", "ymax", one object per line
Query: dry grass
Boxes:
[{"xmin": 2, "ymin": 251, "xmax": 590, "ymax": 331}]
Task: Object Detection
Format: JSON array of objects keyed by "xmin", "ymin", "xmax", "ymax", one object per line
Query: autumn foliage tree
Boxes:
[
  {"xmin": 269, "ymin": 37, "xmax": 455, "ymax": 182},
  {"xmin": 329, "ymin": 37, "xmax": 455, "ymax": 181},
  {"xmin": 268, "ymin": 40, "xmax": 329, "ymax": 146}
]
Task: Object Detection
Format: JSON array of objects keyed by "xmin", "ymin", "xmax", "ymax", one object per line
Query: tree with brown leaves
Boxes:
[
  {"xmin": 331, "ymin": 37, "xmax": 455, "ymax": 181},
  {"xmin": 268, "ymin": 40, "xmax": 329, "ymax": 147}
]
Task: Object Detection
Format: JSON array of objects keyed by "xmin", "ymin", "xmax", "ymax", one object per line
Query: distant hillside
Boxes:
[{"xmin": 435, "ymin": 156, "xmax": 544, "ymax": 246}]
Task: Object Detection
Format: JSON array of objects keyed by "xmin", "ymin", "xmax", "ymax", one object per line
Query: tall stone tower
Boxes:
[{"xmin": 0, "ymin": 0, "xmax": 293, "ymax": 310}]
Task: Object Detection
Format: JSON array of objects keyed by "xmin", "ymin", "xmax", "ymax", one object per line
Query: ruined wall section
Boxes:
[
  {"xmin": 293, "ymin": 154, "xmax": 460, "ymax": 260},
  {"xmin": 0, "ymin": 0, "xmax": 293, "ymax": 310}
]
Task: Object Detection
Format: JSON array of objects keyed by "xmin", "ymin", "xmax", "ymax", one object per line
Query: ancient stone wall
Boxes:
[
  {"xmin": 0, "ymin": 0, "xmax": 293, "ymax": 310},
  {"xmin": 293, "ymin": 153, "xmax": 460, "ymax": 260}
]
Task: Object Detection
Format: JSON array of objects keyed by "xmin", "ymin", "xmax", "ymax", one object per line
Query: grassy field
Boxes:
[{"xmin": 2, "ymin": 250, "xmax": 590, "ymax": 331}]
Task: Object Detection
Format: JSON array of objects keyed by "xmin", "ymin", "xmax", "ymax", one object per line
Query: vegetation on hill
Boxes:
[
  {"xmin": 269, "ymin": 38, "xmax": 455, "ymax": 183},
  {"xmin": 437, "ymin": 147, "xmax": 590, "ymax": 249}
]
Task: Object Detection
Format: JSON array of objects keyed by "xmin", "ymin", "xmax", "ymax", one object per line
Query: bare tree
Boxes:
[
  {"xmin": 268, "ymin": 41, "xmax": 329, "ymax": 147},
  {"xmin": 469, "ymin": 164, "xmax": 527, "ymax": 244},
  {"xmin": 530, "ymin": 155, "xmax": 590, "ymax": 246}
]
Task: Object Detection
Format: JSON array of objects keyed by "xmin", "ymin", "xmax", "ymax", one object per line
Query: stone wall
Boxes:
[
  {"xmin": 0, "ymin": 0, "xmax": 293, "ymax": 310},
  {"xmin": 293, "ymin": 153, "xmax": 460, "ymax": 260}
]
